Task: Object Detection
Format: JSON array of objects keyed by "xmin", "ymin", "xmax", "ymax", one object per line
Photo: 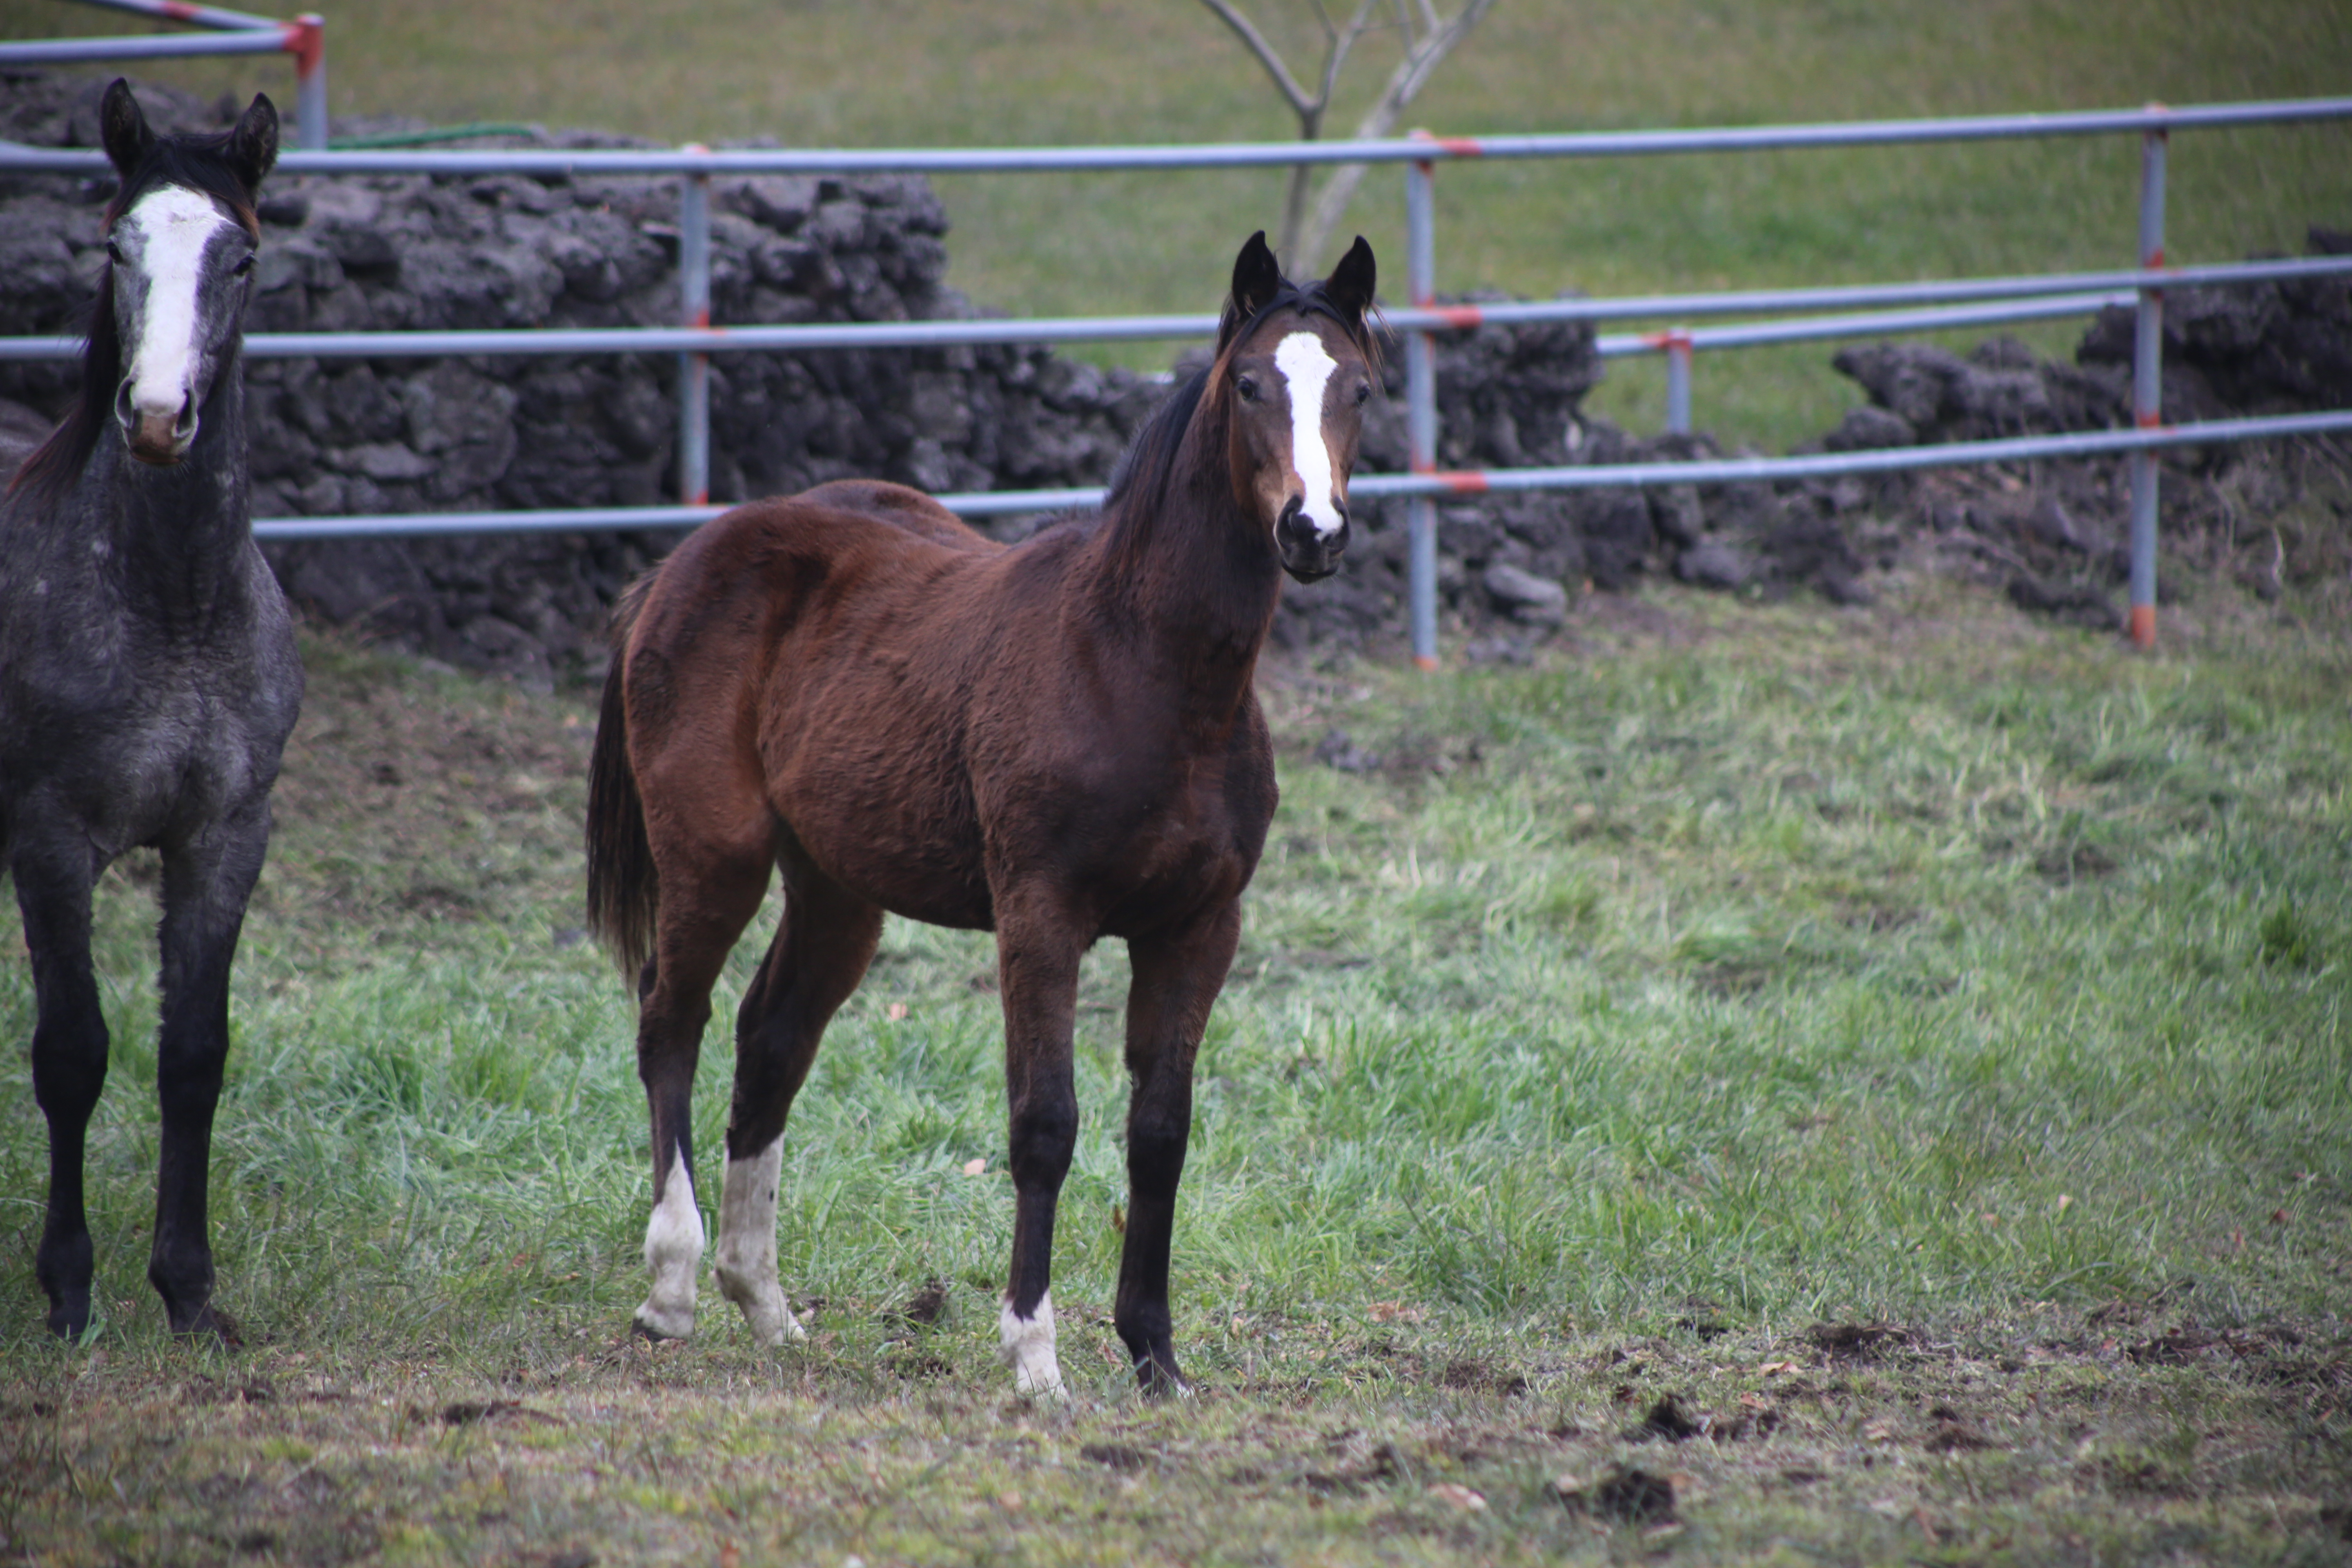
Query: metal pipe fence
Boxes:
[
  {"xmin": 10, "ymin": 95, "xmax": 2347, "ymax": 177},
  {"xmin": 1, "ymin": 0, "xmax": 327, "ymax": 151},
  {"xmin": 1, "ymin": 258, "xmax": 2343, "ymax": 366},
  {"xmin": 3, "ymin": 87, "xmax": 2349, "ymax": 659},
  {"xmin": 241, "ymin": 410, "xmax": 2352, "ymax": 544}
]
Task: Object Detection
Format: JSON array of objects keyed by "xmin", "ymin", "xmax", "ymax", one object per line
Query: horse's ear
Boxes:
[
  {"xmin": 100, "ymin": 79, "xmax": 154, "ymax": 180},
  {"xmin": 226, "ymin": 94, "xmax": 279, "ymax": 195},
  {"xmin": 1219, "ymin": 230, "xmax": 1285, "ymax": 349},
  {"xmin": 1323, "ymin": 237, "xmax": 1376, "ymax": 327}
]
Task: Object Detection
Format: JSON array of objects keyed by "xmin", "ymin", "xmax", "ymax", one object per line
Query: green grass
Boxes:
[
  {"xmin": 2, "ymin": 582, "xmax": 2348, "ymax": 1562},
  {"xmin": 4, "ymin": 0, "xmax": 2346, "ymax": 447}
]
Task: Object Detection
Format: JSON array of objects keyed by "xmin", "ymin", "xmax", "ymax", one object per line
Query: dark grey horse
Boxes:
[{"xmin": 0, "ymin": 81, "xmax": 300, "ymax": 1341}]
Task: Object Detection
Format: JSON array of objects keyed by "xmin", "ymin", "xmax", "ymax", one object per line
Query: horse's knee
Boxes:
[
  {"xmin": 154, "ymin": 1024, "xmax": 229, "ymax": 1110},
  {"xmin": 1125, "ymin": 1112, "xmax": 1190, "ymax": 1200},
  {"xmin": 1126, "ymin": 1064, "xmax": 1194, "ymax": 1180},
  {"xmin": 30, "ymin": 1015, "xmax": 109, "ymax": 1123},
  {"xmin": 1008, "ymin": 1093, "xmax": 1078, "ymax": 1187}
]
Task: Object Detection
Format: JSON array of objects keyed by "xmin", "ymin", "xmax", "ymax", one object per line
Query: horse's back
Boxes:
[
  {"xmin": 629, "ymin": 484, "xmax": 1032, "ymax": 681},
  {"xmin": 797, "ymin": 479, "xmax": 1002, "ymax": 554}
]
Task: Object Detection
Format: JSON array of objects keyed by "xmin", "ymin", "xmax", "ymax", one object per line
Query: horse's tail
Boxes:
[{"xmin": 585, "ymin": 575, "xmax": 658, "ymax": 980}]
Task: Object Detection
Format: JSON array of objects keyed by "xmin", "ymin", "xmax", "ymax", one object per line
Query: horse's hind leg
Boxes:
[
  {"xmin": 149, "ymin": 801, "xmax": 273, "ymax": 1340},
  {"xmin": 1114, "ymin": 901, "xmax": 1243, "ymax": 1396},
  {"xmin": 12, "ymin": 831, "xmax": 109, "ymax": 1340},
  {"xmin": 713, "ymin": 861, "xmax": 884, "ymax": 1345},
  {"xmin": 631, "ymin": 848, "xmax": 771, "ymax": 1341}
]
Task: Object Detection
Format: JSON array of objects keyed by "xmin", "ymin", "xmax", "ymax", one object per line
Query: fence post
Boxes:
[
  {"xmin": 678, "ymin": 151, "xmax": 712, "ymax": 508},
  {"xmin": 2128, "ymin": 113, "xmax": 2167, "ymax": 648},
  {"xmin": 284, "ymin": 13, "xmax": 326, "ymax": 150},
  {"xmin": 1404, "ymin": 138, "xmax": 1440, "ymax": 671},
  {"xmin": 1662, "ymin": 328, "xmax": 1693, "ymax": 435}
]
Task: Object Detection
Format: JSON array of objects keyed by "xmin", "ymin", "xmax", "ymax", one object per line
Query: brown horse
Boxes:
[{"xmin": 586, "ymin": 231, "xmax": 1377, "ymax": 1396}]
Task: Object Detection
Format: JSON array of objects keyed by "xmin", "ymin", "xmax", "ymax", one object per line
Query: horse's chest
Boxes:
[
  {"xmin": 3, "ymin": 617, "xmax": 294, "ymax": 847},
  {"xmin": 1042, "ymin": 744, "xmax": 1273, "ymax": 935}
]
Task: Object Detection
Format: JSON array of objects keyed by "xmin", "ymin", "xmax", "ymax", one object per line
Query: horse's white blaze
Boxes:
[
  {"xmin": 1000, "ymin": 1293, "xmax": 1065, "ymax": 1397},
  {"xmin": 1274, "ymin": 331, "xmax": 1343, "ymax": 539},
  {"xmin": 120, "ymin": 187, "xmax": 233, "ymax": 427},
  {"xmin": 713, "ymin": 1136, "xmax": 804, "ymax": 1345},
  {"xmin": 633, "ymin": 1158, "xmax": 703, "ymax": 1339}
]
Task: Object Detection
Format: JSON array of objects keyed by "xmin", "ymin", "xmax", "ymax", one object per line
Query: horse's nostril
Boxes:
[
  {"xmin": 173, "ymin": 394, "xmax": 196, "ymax": 440},
  {"xmin": 114, "ymin": 379, "xmax": 136, "ymax": 430}
]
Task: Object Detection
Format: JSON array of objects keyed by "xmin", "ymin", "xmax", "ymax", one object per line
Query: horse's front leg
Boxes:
[
  {"xmin": 1114, "ymin": 902, "xmax": 1241, "ymax": 1396},
  {"xmin": 994, "ymin": 902, "xmax": 1086, "ymax": 1398},
  {"xmin": 12, "ymin": 829, "xmax": 109, "ymax": 1341},
  {"xmin": 149, "ymin": 803, "xmax": 273, "ymax": 1340}
]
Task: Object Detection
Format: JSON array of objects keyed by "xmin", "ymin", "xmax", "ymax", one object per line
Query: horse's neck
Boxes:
[
  {"xmin": 87, "ymin": 362, "xmax": 256, "ymax": 614},
  {"xmin": 1092, "ymin": 458, "xmax": 1282, "ymax": 723}
]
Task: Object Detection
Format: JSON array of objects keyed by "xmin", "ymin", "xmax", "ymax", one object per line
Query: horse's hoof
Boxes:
[
  {"xmin": 1134, "ymin": 1356, "xmax": 1192, "ymax": 1400},
  {"xmin": 43, "ymin": 1301, "xmax": 93, "ymax": 1344},
  {"xmin": 630, "ymin": 1303, "xmax": 695, "ymax": 1342},
  {"xmin": 172, "ymin": 1305, "xmax": 243, "ymax": 1350},
  {"xmin": 715, "ymin": 1272, "xmax": 805, "ymax": 1346},
  {"xmin": 754, "ymin": 1310, "xmax": 808, "ymax": 1348},
  {"xmin": 1012, "ymin": 1367, "xmax": 1071, "ymax": 1403}
]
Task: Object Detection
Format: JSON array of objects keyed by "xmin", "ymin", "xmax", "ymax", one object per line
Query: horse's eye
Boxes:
[
  {"xmin": 1236, "ymin": 375, "xmax": 1259, "ymax": 403},
  {"xmin": 233, "ymin": 254, "xmax": 256, "ymax": 276},
  {"xmin": 1352, "ymin": 382, "xmax": 1372, "ymax": 405},
  {"xmin": 105, "ymin": 241, "xmax": 122, "ymax": 264}
]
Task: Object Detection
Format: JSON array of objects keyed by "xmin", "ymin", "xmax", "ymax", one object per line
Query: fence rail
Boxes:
[
  {"xmin": 3, "ymin": 83, "xmax": 2349, "ymax": 658},
  {"xmin": 7, "ymin": 96, "xmax": 2350, "ymax": 177},
  {"xmin": 5, "ymin": 256, "xmax": 2345, "ymax": 364},
  {"xmin": 241, "ymin": 410, "xmax": 2352, "ymax": 544},
  {"xmin": 0, "ymin": 0, "xmax": 327, "ymax": 150}
]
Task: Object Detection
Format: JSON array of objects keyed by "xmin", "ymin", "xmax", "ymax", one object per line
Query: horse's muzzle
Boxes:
[
  {"xmin": 1275, "ymin": 495, "xmax": 1349, "ymax": 583},
  {"xmin": 116, "ymin": 380, "xmax": 196, "ymax": 465}
]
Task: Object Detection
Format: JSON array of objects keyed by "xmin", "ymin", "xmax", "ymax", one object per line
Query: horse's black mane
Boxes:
[
  {"xmin": 8, "ymin": 127, "xmax": 261, "ymax": 506},
  {"xmin": 1102, "ymin": 277, "xmax": 1382, "ymax": 513},
  {"xmin": 1102, "ymin": 364, "xmax": 1212, "ymax": 512}
]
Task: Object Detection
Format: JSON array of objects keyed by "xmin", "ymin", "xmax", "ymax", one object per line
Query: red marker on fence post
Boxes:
[
  {"xmin": 1658, "ymin": 328, "xmax": 1694, "ymax": 435},
  {"xmin": 282, "ymin": 13, "xmax": 325, "ymax": 151}
]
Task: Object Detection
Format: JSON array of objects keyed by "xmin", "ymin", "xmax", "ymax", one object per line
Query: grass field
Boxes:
[
  {"xmin": 2, "ymin": 572, "xmax": 2348, "ymax": 1562},
  {"xmin": 2, "ymin": 0, "xmax": 2347, "ymax": 448}
]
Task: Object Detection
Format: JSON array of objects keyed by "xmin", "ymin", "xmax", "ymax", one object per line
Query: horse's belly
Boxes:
[
  {"xmin": 812, "ymin": 826, "xmax": 996, "ymax": 932},
  {"xmin": 766, "ymin": 746, "xmax": 995, "ymax": 931}
]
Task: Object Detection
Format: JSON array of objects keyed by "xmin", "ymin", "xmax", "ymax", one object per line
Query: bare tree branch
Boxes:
[
  {"xmin": 1201, "ymin": 0, "xmax": 1382, "ymax": 270},
  {"xmin": 1198, "ymin": 0, "xmax": 1320, "ymax": 117},
  {"xmin": 1294, "ymin": 0, "xmax": 1499, "ymax": 274},
  {"xmin": 1279, "ymin": 2, "xmax": 1379, "ymax": 266},
  {"xmin": 1201, "ymin": 0, "xmax": 1498, "ymax": 275}
]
